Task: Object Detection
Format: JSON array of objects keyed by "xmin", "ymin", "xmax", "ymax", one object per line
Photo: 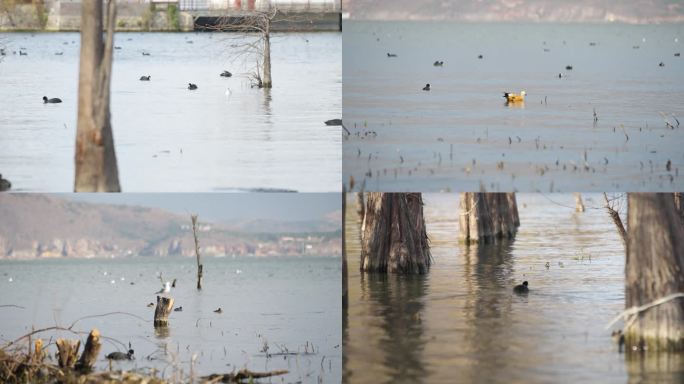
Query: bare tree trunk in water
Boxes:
[
  {"xmin": 574, "ymin": 193, "xmax": 585, "ymax": 212},
  {"xmin": 603, "ymin": 193, "xmax": 627, "ymax": 246},
  {"xmin": 261, "ymin": 18, "xmax": 272, "ymax": 88},
  {"xmin": 674, "ymin": 192, "xmax": 684, "ymax": 227},
  {"xmin": 191, "ymin": 214, "xmax": 203, "ymax": 290},
  {"xmin": 625, "ymin": 193, "xmax": 684, "ymax": 351},
  {"xmin": 74, "ymin": 0, "xmax": 120, "ymax": 192},
  {"xmin": 458, "ymin": 193, "xmax": 519, "ymax": 244},
  {"xmin": 361, "ymin": 193, "xmax": 431, "ymax": 274}
]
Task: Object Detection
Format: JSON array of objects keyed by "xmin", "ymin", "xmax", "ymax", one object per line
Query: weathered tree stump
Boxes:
[
  {"xmin": 75, "ymin": 329, "xmax": 101, "ymax": 372},
  {"xmin": 574, "ymin": 193, "xmax": 585, "ymax": 212},
  {"xmin": 360, "ymin": 193, "xmax": 431, "ymax": 274},
  {"xmin": 458, "ymin": 193, "xmax": 519, "ymax": 244},
  {"xmin": 32, "ymin": 338, "xmax": 44, "ymax": 364},
  {"xmin": 56, "ymin": 338, "xmax": 80, "ymax": 369},
  {"xmin": 154, "ymin": 295, "xmax": 174, "ymax": 327},
  {"xmin": 625, "ymin": 193, "xmax": 684, "ymax": 351},
  {"xmin": 355, "ymin": 192, "xmax": 365, "ymax": 219}
]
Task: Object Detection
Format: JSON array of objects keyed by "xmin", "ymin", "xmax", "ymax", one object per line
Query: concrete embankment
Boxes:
[{"xmin": 0, "ymin": 1, "xmax": 340, "ymax": 32}]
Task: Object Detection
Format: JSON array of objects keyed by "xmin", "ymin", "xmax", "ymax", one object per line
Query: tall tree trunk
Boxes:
[
  {"xmin": 74, "ymin": 0, "xmax": 120, "ymax": 192},
  {"xmin": 261, "ymin": 19, "xmax": 272, "ymax": 88},
  {"xmin": 191, "ymin": 214, "xmax": 203, "ymax": 290},
  {"xmin": 625, "ymin": 193, "xmax": 684, "ymax": 351},
  {"xmin": 459, "ymin": 193, "xmax": 519, "ymax": 244},
  {"xmin": 360, "ymin": 193, "xmax": 431, "ymax": 274}
]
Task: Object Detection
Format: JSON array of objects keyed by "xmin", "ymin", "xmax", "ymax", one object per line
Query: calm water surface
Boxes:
[
  {"xmin": 0, "ymin": 32, "xmax": 341, "ymax": 192},
  {"xmin": 343, "ymin": 22, "xmax": 684, "ymax": 192},
  {"xmin": 344, "ymin": 193, "xmax": 684, "ymax": 383},
  {"xmin": 0, "ymin": 256, "xmax": 341, "ymax": 383}
]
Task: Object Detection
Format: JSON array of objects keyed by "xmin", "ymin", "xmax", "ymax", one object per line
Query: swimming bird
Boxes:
[
  {"xmin": 114, "ymin": 46, "xmax": 122, "ymax": 50},
  {"xmin": 676, "ymin": 53, "xmax": 681, "ymax": 57},
  {"xmin": 188, "ymin": 83, "xmax": 198, "ymax": 90},
  {"xmin": 422, "ymin": 83, "xmax": 431, "ymax": 91},
  {"xmin": 43, "ymin": 96, "xmax": 62, "ymax": 103},
  {"xmin": 513, "ymin": 281, "xmax": 529, "ymax": 294},
  {"xmin": 155, "ymin": 281, "xmax": 171, "ymax": 294},
  {"xmin": 55, "ymin": 52, "xmax": 63, "ymax": 56},
  {"xmin": 387, "ymin": 53, "xmax": 397, "ymax": 57},
  {"xmin": 659, "ymin": 62, "xmax": 665, "ymax": 67},
  {"xmin": 477, "ymin": 54, "xmax": 483, "ymax": 59},
  {"xmin": 139, "ymin": 75, "xmax": 150, "ymax": 81},
  {"xmin": 19, "ymin": 51, "xmax": 27, "ymax": 56},
  {"xmin": 503, "ymin": 91, "xmax": 526, "ymax": 103},
  {"xmin": 147, "ymin": 302, "xmax": 154, "ymax": 307},
  {"xmin": 220, "ymin": 70, "xmax": 232, "ymax": 77},
  {"xmin": 433, "ymin": 60, "xmax": 444, "ymax": 66},
  {"xmin": 325, "ymin": 119, "xmax": 342, "ymax": 126},
  {"xmin": 0, "ymin": 174, "xmax": 10, "ymax": 191},
  {"xmin": 545, "ymin": 261, "xmax": 550, "ymax": 269},
  {"xmin": 174, "ymin": 306, "xmax": 183, "ymax": 312},
  {"xmin": 214, "ymin": 308, "xmax": 223, "ymax": 314},
  {"xmin": 142, "ymin": 52, "xmax": 150, "ymax": 56},
  {"xmin": 106, "ymin": 349, "xmax": 134, "ymax": 360},
  {"xmin": 565, "ymin": 65, "xmax": 573, "ymax": 70}
]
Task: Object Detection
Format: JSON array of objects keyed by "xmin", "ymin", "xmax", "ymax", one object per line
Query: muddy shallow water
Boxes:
[
  {"xmin": 343, "ymin": 22, "xmax": 684, "ymax": 192},
  {"xmin": 344, "ymin": 193, "xmax": 684, "ymax": 383}
]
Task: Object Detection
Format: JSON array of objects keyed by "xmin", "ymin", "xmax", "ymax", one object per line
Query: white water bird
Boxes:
[
  {"xmin": 155, "ymin": 281, "xmax": 171, "ymax": 294},
  {"xmin": 225, "ymin": 88, "xmax": 232, "ymax": 96}
]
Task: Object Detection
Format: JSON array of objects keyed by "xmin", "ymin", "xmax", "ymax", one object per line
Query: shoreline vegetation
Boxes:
[{"xmin": 0, "ymin": 326, "xmax": 291, "ymax": 383}]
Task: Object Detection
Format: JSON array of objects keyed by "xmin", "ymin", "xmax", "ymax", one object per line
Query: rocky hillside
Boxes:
[
  {"xmin": 343, "ymin": 0, "xmax": 684, "ymax": 23},
  {"xmin": 0, "ymin": 194, "xmax": 341, "ymax": 259}
]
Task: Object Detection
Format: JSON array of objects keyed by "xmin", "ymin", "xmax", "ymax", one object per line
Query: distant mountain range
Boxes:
[
  {"xmin": 342, "ymin": 0, "xmax": 684, "ymax": 23},
  {"xmin": 0, "ymin": 194, "xmax": 341, "ymax": 259}
]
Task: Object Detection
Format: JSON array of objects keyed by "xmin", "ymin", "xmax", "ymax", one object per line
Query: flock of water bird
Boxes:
[{"xmin": 345, "ymin": 33, "xmax": 682, "ymax": 192}]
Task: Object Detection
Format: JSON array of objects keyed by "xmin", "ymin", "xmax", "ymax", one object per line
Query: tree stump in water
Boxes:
[
  {"xmin": 76, "ymin": 328, "xmax": 101, "ymax": 372},
  {"xmin": 32, "ymin": 339, "xmax": 44, "ymax": 364},
  {"xmin": 625, "ymin": 193, "xmax": 684, "ymax": 351},
  {"xmin": 574, "ymin": 193, "xmax": 585, "ymax": 212},
  {"xmin": 154, "ymin": 295, "xmax": 174, "ymax": 327},
  {"xmin": 458, "ymin": 193, "xmax": 519, "ymax": 244},
  {"xmin": 360, "ymin": 193, "xmax": 431, "ymax": 274},
  {"xmin": 56, "ymin": 338, "xmax": 80, "ymax": 369}
]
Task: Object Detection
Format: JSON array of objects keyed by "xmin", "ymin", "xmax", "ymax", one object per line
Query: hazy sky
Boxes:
[{"xmin": 59, "ymin": 193, "xmax": 339, "ymax": 223}]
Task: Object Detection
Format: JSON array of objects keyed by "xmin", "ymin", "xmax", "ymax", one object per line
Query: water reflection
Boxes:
[
  {"xmin": 344, "ymin": 194, "xmax": 684, "ymax": 383},
  {"xmin": 461, "ymin": 242, "xmax": 517, "ymax": 382},
  {"xmin": 362, "ymin": 273, "xmax": 428, "ymax": 382},
  {"xmin": 625, "ymin": 352, "xmax": 684, "ymax": 383}
]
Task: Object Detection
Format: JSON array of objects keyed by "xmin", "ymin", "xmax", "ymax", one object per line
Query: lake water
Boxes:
[
  {"xmin": 0, "ymin": 256, "xmax": 341, "ymax": 383},
  {"xmin": 344, "ymin": 193, "xmax": 684, "ymax": 383},
  {"xmin": 343, "ymin": 22, "xmax": 684, "ymax": 192},
  {"xmin": 0, "ymin": 31, "xmax": 341, "ymax": 192}
]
